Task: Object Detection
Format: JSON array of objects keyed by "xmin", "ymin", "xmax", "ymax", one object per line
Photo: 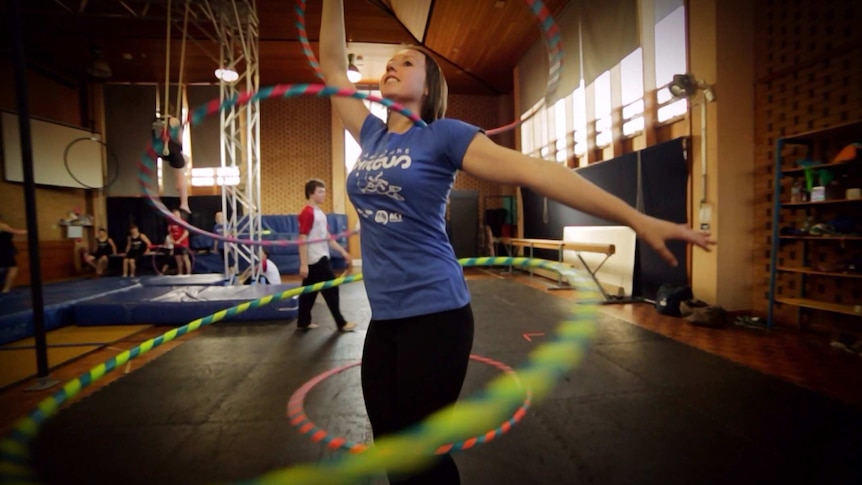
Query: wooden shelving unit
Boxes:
[
  {"xmin": 775, "ymin": 298, "xmax": 862, "ymax": 318},
  {"xmin": 767, "ymin": 119, "xmax": 862, "ymax": 328},
  {"xmin": 776, "ymin": 267, "xmax": 862, "ymax": 279}
]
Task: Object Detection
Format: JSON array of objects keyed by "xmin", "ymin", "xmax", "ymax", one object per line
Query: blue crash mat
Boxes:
[
  {"xmin": 138, "ymin": 274, "xmax": 228, "ymax": 286},
  {"xmin": 74, "ymin": 284, "xmax": 299, "ymax": 326},
  {"xmin": 0, "ymin": 278, "xmax": 142, "ymax": 345}
]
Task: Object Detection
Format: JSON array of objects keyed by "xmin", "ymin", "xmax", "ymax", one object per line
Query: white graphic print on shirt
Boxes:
[
  {"xmin": 357, "ymin": 172, "xmax": 404, "ymax": 201},
  {"xmin": 353, "ymin": 147, "xmax": 413, "ymax": 224}
]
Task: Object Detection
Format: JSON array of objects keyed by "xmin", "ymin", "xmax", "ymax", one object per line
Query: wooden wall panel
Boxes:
[
  {"xmin": 0, "ymin": 59, "xmax": 88, "ymax": 240},
  {"xmin": 753, "ymin": 0, "xmax": 862, "ymax": 332},
  {"xmin": 12, "ymin": 240, "xmax": 78, "ymax": 287}
]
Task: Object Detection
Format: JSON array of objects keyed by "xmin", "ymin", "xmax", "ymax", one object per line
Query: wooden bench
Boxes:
[{"xmin": 500, "ymin": 237, "xmax": 616, "ymax": 297}]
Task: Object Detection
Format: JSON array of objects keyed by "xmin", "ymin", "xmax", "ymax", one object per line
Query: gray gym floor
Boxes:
[{"xmin": 31, "ymin": 279, "xmax": 862, "ymax": 484}]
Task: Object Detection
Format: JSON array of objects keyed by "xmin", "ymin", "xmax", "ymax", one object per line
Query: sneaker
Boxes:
[
  {"xmin": 338, "ymin": 322, "xmax": 357, "ymax": 332},
  {"xmin": 297, "ymin": 323, "xmax": 320, "ymax": 331}
]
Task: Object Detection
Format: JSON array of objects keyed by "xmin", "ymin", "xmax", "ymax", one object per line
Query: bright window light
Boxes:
[
  {"xmin": 622, "ymin": 99, "xmax": 645, "ymax": 120},
  {"xmin": 657, "ymin": 98, "xmax": 688, "ymax": 122},
  {"xmin": 622, "ymin": 117, "xmax": 645, "ymax": 136},
  {"xmin": 654, "ymin": 6, "xmax": 687, "ymax": 89},
  {"xmin": 554, "ymin": 98, "xmax": 567, "ymax": 162},
  {"xmin": 620, "ymin": 48, "xmax": 644, "ymax": 106},
  {"xmin": 521, "ymin": 118, "xmax": 533, "ymax": 155},
  {"xmin": 657, "ymin": 86, "xmax": 674, "ymax": 104},
  {"xmin": 345, "ymin": 90, "xmax": 386, "ymax": 171}
]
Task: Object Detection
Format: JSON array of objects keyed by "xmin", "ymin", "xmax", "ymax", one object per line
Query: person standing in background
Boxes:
[
  {"xmin": 0, "ymin": 215, "xmax": 26, "ymax": 293},
  {"xmin": 297, "ymin": 179, "xmax": 356, "ymax": 332},
  {"xmin": 168, "ymin": 209, "xmax": 192, "ymax": 275}
]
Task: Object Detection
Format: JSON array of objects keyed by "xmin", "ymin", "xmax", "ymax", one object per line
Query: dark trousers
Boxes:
[
  {"xmin": 297, "ymin": 257, "xmax": 347, "ymax": 328},
  {"xmin": 361, "ymin": 303, "xmax": 474, "ymax": 485}
]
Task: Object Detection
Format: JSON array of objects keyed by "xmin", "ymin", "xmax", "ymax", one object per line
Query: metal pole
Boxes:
[{"xmin": 10, "ymin": 0, "xmax": 58, "ymax": 390}]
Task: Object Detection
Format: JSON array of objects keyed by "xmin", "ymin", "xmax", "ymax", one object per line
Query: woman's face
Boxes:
[{"xmin": 380, "ymin": 49, "xmax": 427, "ymax": 103}]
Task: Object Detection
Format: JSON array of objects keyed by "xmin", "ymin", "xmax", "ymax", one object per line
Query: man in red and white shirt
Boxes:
[
  {"xmin": 297, "ymin": 179, "xmax": 355, "ymax": 332},
  {"xmin": 168, "ymin": 209, "xmax": 191, "ymax": 275}
]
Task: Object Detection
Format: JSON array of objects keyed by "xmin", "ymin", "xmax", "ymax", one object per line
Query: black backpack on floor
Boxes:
[{"xmin": 655, "ymin": 284, "xmax": 694, "ymax": 317}]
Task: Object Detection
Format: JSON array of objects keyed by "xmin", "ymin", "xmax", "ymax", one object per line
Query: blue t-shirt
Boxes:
[{"xmin": 348, "ymin": 114, "xmax": 482, "ymax": 320}]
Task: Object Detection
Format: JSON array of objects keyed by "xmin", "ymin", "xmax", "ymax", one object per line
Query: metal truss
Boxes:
[{"xmin": 199, "ymin": 0, "xmax": 261, "ymax": 282}]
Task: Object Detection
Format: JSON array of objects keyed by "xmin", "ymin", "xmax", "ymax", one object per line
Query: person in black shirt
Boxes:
[
  {"xmin": 84, "ymin": 227, "xmax": 117, "ymax": 277},
  {"xmin": 122, "ymin": 225, "xmax": 152, "ymax": 278}
]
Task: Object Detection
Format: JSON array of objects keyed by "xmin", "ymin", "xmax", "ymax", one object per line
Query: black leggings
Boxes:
[
  {"xmin": 297, "ymin": 257, "xmax": 347, "ymax": 328},
  {"xmin": 361, "ymin": 303, "xmax": 474, "ymax": 485}
]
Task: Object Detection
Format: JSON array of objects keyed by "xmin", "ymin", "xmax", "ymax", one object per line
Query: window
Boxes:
[
  {"xmin": 657, "ymin": 97, "xmax": 688, "ymax": 122},
  {"xmin": 344, "ymin": 90, "xmax": 386, "ymax": 171},
  {"xmin": 620, "ymin": 49, "xmax": 644, "ymax": 106},
  {"xmin": 571, "ymin": 83, "xmax": 587, "ymax": 156},
  {"xmin": 520, "ymin": 100, "xmax": 543, "ymax": 156},
  {"xmin": 620, "ymin": 48, "xmax": 645, "ymax": 136},
  {"xmin": 654, "ymin": 5, "xmax": 687, "ymax": 92},
  {"xmin": 553, "ymin": 98, "xmax": 567, "ymax": 162},
  {"xmin": 190, "ymin": 166, "xmax": 240, "ymax": 187},
  {"xmin": 593, "ymin": 71, "xmax": 612, "ymax": 147},
  {"xmin": 520, "ymin": 116, "xmax": 533, "ymax": 155},
  {"xmin": 654, "ymin": 5, "xmax": 688, "ymax": 123},
  {"xmin": 535, "ymin": 104, "xmax": 548, "ymax": 157}
]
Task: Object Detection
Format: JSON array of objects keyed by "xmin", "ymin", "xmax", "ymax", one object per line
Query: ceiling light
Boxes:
[
  {"xmin": 347, "ymin": 53, "xmax": 362, "ymax": 83},
  {"xmin": 215, "ymin": 68, "xmax": 239, "ymax": 83}
]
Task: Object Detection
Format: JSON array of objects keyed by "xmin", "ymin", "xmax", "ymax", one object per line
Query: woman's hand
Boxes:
[{"xmin": 632, "ymin": 214, "xmax": 716, "ymax": 267}]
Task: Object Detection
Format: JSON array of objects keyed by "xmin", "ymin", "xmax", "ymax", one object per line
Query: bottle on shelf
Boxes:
[{"xmin": 791, "ymin": 180, "xmax": 803, "ymax": 203}]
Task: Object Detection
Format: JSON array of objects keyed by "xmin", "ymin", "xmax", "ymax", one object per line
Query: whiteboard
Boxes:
[
  {"xmin": 1, "ymin": 111, "xmax": 104, "ymax": 189},
  {"xmin": 563, "ymin": 226, "xmax": 637, "ymax": 296}
]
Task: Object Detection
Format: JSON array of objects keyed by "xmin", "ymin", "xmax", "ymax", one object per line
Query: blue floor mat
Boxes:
[
  {"xmin": 137, "ymin": 274, "xmax": 228, "ymax": 287},
  {"xmin": 0, "ymin": 278, "xmax": 142, "ymax": 345},
  {"xmin": 74, "ymin": 284, "xmax": 300, "ymax": 326}
]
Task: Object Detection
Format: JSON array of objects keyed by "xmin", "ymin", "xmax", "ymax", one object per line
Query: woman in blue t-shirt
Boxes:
[{"xmin": 320, "ymin": 2, "xmax": 715, "ymax": 483}]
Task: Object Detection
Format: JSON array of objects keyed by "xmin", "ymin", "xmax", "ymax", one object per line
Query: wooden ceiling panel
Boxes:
[
  {"xmin": 423, "ymin": 0, "xmax": 572, "ymax": 93},
  {"xmin": 387, "ymin": 0, "xmax": 433, "ymax": 42},
  {"xmin": 270, "ymin": 0, "xmax": 415, "ymax": 44},
  {"xmin": 11, "ymin": 0, "xmax": 575, "ymax": 95}
]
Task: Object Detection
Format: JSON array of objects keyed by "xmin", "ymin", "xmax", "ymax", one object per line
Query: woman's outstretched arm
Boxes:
[
  {"xmin": 320, "ymin": 0, "xmax": 370, "ymax": 141},
  {"xmin": 461, "ymin": 133, "xmax": 715, "ymax": 266}
]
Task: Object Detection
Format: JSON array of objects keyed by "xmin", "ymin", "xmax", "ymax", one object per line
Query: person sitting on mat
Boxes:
[
  {"xmin": 0, "ymin": 214, "xmax": 26, "ymax": 293},
  {"xmin": 152, "ymin": 113, "xmax": 191, "ymax": 215},
  {"xmin": 260, "ymin": 249, "xmax": 281, "ymax": 284},
  {"xmin": 122, "ymin": 225, "xmax": 151, "ymax": 278},
  {"xmin": 84, "ymin": 227, "xmax": 116, "ymax": 277},
  {"xmin": 238, "ymin": 249, "xmax": 281, "ymax": 285},
  {"xmin": 168, "ymin": 209, "xmax": 192, "ymax": 275},
  {"xmin": 297, "ymin": 178, "xmax": 355, "ymax": 332},
  {"xmin": 320, "ymin": 1, "xmax": 715, "ymax": 483},
  {"xmin": 212, "ymin": 211, "xmax": 225, "ymax": 254}
]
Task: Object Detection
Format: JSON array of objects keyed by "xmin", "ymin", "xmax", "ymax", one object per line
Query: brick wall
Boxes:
[
  {"xmin": 753, "ymin": 0, "xmax": 862, "ymax": 332},
  {"xmin": 259, "ymin": 96, "xmax": 333, "ymax": 214}
]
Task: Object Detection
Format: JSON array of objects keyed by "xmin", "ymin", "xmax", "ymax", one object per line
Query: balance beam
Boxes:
[{"xmin": 501, "ymin": 237, "xmax": 615, "ymax": 297}]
